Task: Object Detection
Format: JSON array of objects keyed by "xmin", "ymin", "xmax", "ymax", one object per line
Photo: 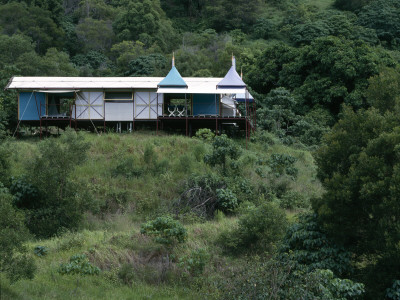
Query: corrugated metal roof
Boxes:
[{"xmin": 7, "ymin": 76, "xmax": 223, "ymax": 90}]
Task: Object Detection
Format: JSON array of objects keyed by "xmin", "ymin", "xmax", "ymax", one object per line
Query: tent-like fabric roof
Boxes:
[
  {"xmin": 235, "ymin": 92, "xmax": 254, "ymax": 102},
  {"xmin": 217, "ymin": 66, "xmax": 246, "ymax": 89},
  {"xmin": 157, "ymin": 66, "xmax": 187, "ymax": 88}
]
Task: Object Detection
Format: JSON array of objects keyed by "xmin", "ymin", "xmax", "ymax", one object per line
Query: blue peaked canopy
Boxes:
[
  {"xmin": 158, "ymin": 66, "xmax": 187, "ymax": 88},
  {"xmin": 217, "ymin": 65, "xmax": 246, "ymax": 89}
]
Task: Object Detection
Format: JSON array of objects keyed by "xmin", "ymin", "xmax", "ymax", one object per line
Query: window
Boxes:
[{"xmin": 104, "ymin": 91, "xmax": 133, "ymax": 101}]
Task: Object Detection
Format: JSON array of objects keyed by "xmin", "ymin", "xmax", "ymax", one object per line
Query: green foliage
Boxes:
[
  {"xmin": 5, "ymin": 253, "xmax": 37, "ymax": 282},
  {"xmin": 366, "ymin": 67, "xmax": 400, "ymax": 114},
  {"xmin": 178, "ymin": 248, "xmax": 209, "ymax": 277},
  {"xmin": 248, "ymin": 37, "xmax": 396, "ymax": 116},
  {"xmin": 10, "ymin": 176, "xmax": 39, "ymax": 209},
  {"xmin": 118, "ymin": 263, "xmax": 136, "ymax": 285},
  {"xmin": 279, "ymin": 190, "xmax": 309, "ymax": 210},
  {"xmin": 0, "ymin": 189, "xmax": 35, "ymax": 281},
  {"xmin": 23, "ymin": 129, "xmax": 89, "ymax": 237},
  {"xmin": 176, "ymin": 173, "xmax": 227, "ymax": 218},
  {"xmin": 0, "ymin": 141, "xmax": 10, "ymax": 185},
  {"xmin": 58, "ymin": 254, "xmax": 100, "ymax": 275},
  {"xmin": 334, "ymin": 0, "xmax": 372, "ymax": 11},
  {"xmin": 315, "ymin": 106, "xmax": 400, "ymax": 298},
  {"xmin": 76, "ymin": 18, "xmax": 115, "ymax": 52},
  {"xmin": 221, "ymin": 257, "xmax": 364, "ymax": 300},
  {"xmin": 33, "ymin": 245, "xmax": 48, "ymax": 257},
  {"xmin": 386, "ymin": 280, "xmax": 400, "ymax": 300},
  {"xmin": 204, "ymin": 134, "xmax": 240, "ymax": 173},
  {"xmin": 141, "ymin": 216, "xmax": 187, "ymax": 246},
  {"xmin": 289, "ymin": 10, "xmax": 378, "ymax": 46},
  {"xmin": 125, "ymin": 53, "xmax": 168, "ymax": 76},
  {"xmin": 257, "ymin": 87, "xmax": 298, "ymax": 135},
  {"xmin": 57, "ymin": 232, "xmax": 85, "ymax": 251},
  {"xmin": 269, "ymin": 153, "xmax": 298, "ymax": 178},
  {"xmin": 314, "ymin": 107, "xmax": 400, "ymax": 254},
  {"xmin": 194, "ymin": 128, "xmax": 215, "ymax": 142},
  {"xmin": 0, "ymin": 2, "xmax": 64, "ymax": 54},
  {"xmin": 279, "ymin": 214, "xmax": 352, "ymax": 277},
  {"xmin": 357, "ymin": 0, "xmax": 400, "ymax": 48},
  {"xmin": 216, "ymin": 188, "xmax": 238, "ymax": 212},
  {"xmin": 220, "ymin": 201, "xmax": 287, "ymax": 254},
  {"xmin": 111, "ymin": 156, "xmax": 143, "ymax": 178}
]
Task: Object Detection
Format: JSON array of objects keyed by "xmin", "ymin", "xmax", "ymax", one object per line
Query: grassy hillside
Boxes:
[{"xmin": 1, "ymin": 131, "xmax": 322, "ymax": 299}]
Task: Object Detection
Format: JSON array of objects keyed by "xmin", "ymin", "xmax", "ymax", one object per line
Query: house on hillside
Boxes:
[{"xmin": 6, "ymin": 56, "xmax": 256, "ymax": 138}]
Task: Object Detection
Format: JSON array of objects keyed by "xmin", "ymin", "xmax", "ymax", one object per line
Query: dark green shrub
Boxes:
[
  {"xmin": 220, "ymin": 202, "xmax": 287, "ymax": 254},
  {"xmin": 216, "ymin": 188, "xmax": 238, "ymax": 212},
  {"xmin": 58, "ymin": 254, "xmax": 100, "ymax": 275},
  {"xmin": 10, "ymin": 176, "xmax": 39, "ymax": 209},
  {"xmin": 0, "ymin": 190, "xmax": 35, "ymax": 281},
  {"xmin": 5, "ymin": 253, "xmax": 37, "ymax": 282},
  {"xmin": 33, "ymin": 246, "xmax": 48, "ymax": 257},
  {"xmin": 141, "ymin": 216, "xmax": 187, "ymax": 246},
  {"xmin": 204, "ymin": 134, "xmax": 241, "ymax": 174},
  {"xmin": 178, "ymin": 248, "xmax": 210, "ymax": 277},
  {"xmin": 269, "ymin": 153, "xmax": 298, "ymax": 178},
  {"xmin": 279, "ymin": 214, "xmax": 352, "ymax": 277},
  {"xmin": 118, "ymin": 263, "xmax": 136, "ymax": 285},
  {"xmin": 220, "ymin": 258, "xmax": 364, "ymax": 300},
  {"xmin": 279, "ymin": 190, "xmax": 309, "ymax": 210},
  {"xmin": 386, "ymin": 280, "xmax": 400, "ymax": 300},
  {"xmin": 25, "ymin": 129, "xmax": 89, "ymax": 237}
]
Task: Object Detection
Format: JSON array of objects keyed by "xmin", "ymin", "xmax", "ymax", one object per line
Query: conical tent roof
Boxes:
[
  {"xmin": 217, "ymin": 57, "xmax": 246, "ymax": 89},
  {"xmin": 158, "ymin": 66, "xmax": 187, "ymax": 88}
]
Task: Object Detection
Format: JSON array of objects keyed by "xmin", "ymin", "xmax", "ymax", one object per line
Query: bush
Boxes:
[
  {"xmin": 279, "ymin": 190, "xmax": 309, "ymax": 210},
  {"xmin": 178, "ymin": 248, "xmax": 210, "ymax": 277},
  {"xmin": 5, "ymin": 253, "xmax": 37, "ymax": 282},
  {"xmin": 220, "ymin": 202, "xmax": 287, "ymax": 254},
  {"xmin": 175, "ymin": 173, "xmax": 226, "ymax": 218},
  {"xmin": 33, "ymin": 245, "xmax": 48, "ymax": 257},
  {"xmin": 220, "ymin": 258, "xmax": 364, "ymax": 300},
  {"xmin": 118, "ymin": 263, "xmax": 136, "ymax": 285},
  {"xmin": 58, "ymin": 254, "xmax": 100, "ymax": 275},
  {"xmin": 0, "ymin": 190, "xmax": 35, "ymax": 281},
  {"xmin": 386, "ymin": 280, "xmax": 400, "ymax": 300},
  {"xmin": 10, "ymin": 176, "xmax": 39, "ymax": 209},
  {"xmin": 141, "ymin": 216, "xmax": 187, "ymax": 246},
  {"xmin": 216, "ymin": 188, "xmax": 238, "ymax": 212},
  {"xmin": 268, "ymin": 153, "xmax": 298, "ymax": 178},
  {"xmin": 204, "ymin": 134, "xmax": 241, "ymax": 174},
  {"xmin": 24, "ymin": 129, "xmax": 89, "ymax": 237},
  {"xmin": 194, "ymin": 128, "xmax": 215, "ymax": 142},
  {"xmin": 279, "ymin": 214, "xmax": 352, "ymax": 277}
]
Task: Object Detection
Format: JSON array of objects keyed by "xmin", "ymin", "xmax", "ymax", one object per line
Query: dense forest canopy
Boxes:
[{"xmin": 0, "ymin": 0, "xmax": 399, "ymax": 299}]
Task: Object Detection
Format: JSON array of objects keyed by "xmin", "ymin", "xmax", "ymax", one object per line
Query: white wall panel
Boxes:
[
  {"xmin": 105, "ymin": 102, "xmax": 133, "ymax": 121},
  {"xmin": 134, "ymin": 90, "xmax": 162, "ymax": 119}
]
